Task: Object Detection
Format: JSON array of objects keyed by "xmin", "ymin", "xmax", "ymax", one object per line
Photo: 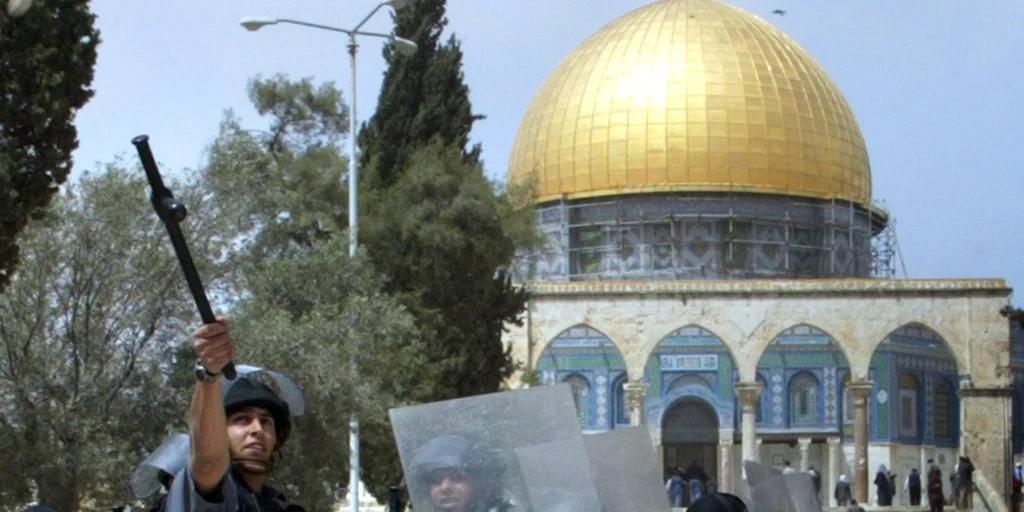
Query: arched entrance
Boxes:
[{"xmin": 662, "ymin": 397, "xmax": 719, "ymax": 477}]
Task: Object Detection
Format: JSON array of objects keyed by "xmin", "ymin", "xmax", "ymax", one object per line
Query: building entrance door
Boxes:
[{"xmin": 662, "ymin": 398, "xmax": 719, "ymax": 483}]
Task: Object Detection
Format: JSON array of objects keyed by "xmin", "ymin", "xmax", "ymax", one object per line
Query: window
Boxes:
[
  {"xmin": 789, "ymin": 372, "xmax": 820, "ymax": 425},
  {"xmin": 898, "ymin": 373, "xmax": 919, "ymax": 438},
  {"xmin": 842, "ymin": 375, "xmax": 854, "ymax": 424},
  {"xmin": 613, "ymin": 374, "xmax": 628, "ymax": 425},
  {"xmin": 756, "ymin": 374, "xmax": 768, "ymax": 423},
  {"xmin": 563, "ymin": 374, "xmax": 591, "ymax": 426},
  {"xmin": 934, "ymin": 380, "xmax": 952, "ymax": 440}
]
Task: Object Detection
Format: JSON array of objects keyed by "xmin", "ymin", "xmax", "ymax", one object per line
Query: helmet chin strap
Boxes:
[{"xmin": 233, "ymin": 452, "xmax": 275, "ymax": 476}]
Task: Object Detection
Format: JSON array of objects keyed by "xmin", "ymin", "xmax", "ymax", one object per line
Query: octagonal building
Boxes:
[{"xmin": 503, "ymin": 0, "xmax": 1019, "ymax": 507}]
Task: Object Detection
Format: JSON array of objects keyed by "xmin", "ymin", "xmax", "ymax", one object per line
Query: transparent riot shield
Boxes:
[
  {"xmin": 130, "ymin": 433, "xmax": 190, "ymax": 499},
  {"xmin": 514, "ymin": 440, "xmax": 602, "ymax": 511},
  {"xmin": 743, "ymin": 460, "xmax": 821, "ymax": 512},
  {"xmin": 582, "ymin": 427, "xmax": 670, "ymax": 512},
  {"xmin": 390, "ymin": 384, "xmax": 602, "ymax": 512}
]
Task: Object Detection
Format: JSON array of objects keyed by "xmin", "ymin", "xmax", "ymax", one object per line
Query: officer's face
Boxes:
[
  {"xmin": 227, "ymin": 406, "xmax": 277, "ymax": 473},
  {"xmin": 428, "ymin": 469, "xmax": 478, "ymax": 512}
]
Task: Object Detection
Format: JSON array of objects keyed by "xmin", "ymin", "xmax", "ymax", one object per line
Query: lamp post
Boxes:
[{"xmin": 241, "ymin": 5, "xmax": 416, "ymax": 512}]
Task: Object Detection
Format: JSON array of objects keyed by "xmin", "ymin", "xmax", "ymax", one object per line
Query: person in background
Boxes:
[
  {"xmin": 807, "ymin": 464, "xmax": 822, "ymax": 504},
  {"xmin": 846, "ymin": 499, "xmax": 866, "ymax": 512},
  {"xmin": 666, "ymin": 466, "xmax": 685, "ymax": 508},
  {"xmin": 1011, "ymin": 462, "xmax": 1022, "ymax": 512},
  {"xmin": 956, "ymin": 456, "xmax": 975, "ymax": 510},
  {"xmin": 875, "ymin": 464, "xmax": 893, "ymax": 506},
  {"xmin": 905, "ymin": 468, "xmax": 922, "ymax": 506},
  {"xmin": 834, "ymin": 474, "xmax": 852, "ymax": 507},
  {"xmin": 927, "ymin": 464, "xmax": 945, "ymax": 512}
]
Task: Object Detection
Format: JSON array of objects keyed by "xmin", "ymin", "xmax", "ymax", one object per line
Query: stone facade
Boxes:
[{"xmin": 505, "ymin": 278, "xmax": 1015, "ymax": 502}]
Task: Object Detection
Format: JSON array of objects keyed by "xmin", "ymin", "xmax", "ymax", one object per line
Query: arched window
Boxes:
[
  {"xmin": 933, "ymin": 379, "xmax": 952, "ymax": 440},
  {"xmin": 563, "ymin": 373, "xmax": 591, "ymax": 426},
  {"xmin": 842, "ymin": 374, "xmax": 854, "ymax": 424},
  {"xmin": 898, "ymin": 373, "xmax": 919, "ymax": 438},
  {"xmin": 756, "ymin": 374, "xmax": 768, "ymax": 423},
  {"xmin": 789, "ymin": 372, "xmax": 820, "ymax": 425},
  {"xmin": 667, "ymin": 374, "xmax": 712, "ymax": 393},
  {"xmin": 612, "ymin": 374, "xmax": 628, "ymax": 426}
]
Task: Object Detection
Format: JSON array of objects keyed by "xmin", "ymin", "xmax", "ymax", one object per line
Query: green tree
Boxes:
[
  {"xmin": 0, "ymin": 166, "xmax": 218, "ymax": 510},
  {"xmin": 357, "ymin": 0, "xmax": 480, "ymax": 190},
  {"xmin": 201, "ymin": 75, "xmax": 439, "ymax": 507},
  {"xmin": 0, "ymin": 2, "xmax": 99, "ymax": 293},
  {"xmin": 229, "ymin": 239, "xmax": 434, "ymax": 512},
  {"xmin": 354, "ymin": 0, "xmax": 532, "ymax": 495}
]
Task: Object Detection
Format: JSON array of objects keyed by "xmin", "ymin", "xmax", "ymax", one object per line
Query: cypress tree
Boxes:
[
  {"xmin": 355, "ymin": 0, "xmax": 531, "ymax": 497},
  {"xmin": 0, "ymin": 2, "xmax": 99, "ymax": 292},
  {"xmin": 357, "ymin": 0, "xmax": 481, "ymax": 190}
]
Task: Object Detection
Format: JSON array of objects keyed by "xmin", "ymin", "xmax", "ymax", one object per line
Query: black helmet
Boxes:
[
  {"xmin": 223, "ymin": 376, "xmax": 291, "ymax": 446},
  {"xmin": 688, "ymin": 493, "xmax": 748, "ymax": 512}
]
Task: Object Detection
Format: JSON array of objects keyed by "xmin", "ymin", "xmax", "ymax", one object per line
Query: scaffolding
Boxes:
[{"xmin": 515, "ymin": 194, "xmax": 889, "ymax": 282}]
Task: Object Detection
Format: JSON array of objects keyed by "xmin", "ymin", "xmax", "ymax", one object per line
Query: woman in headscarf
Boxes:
[
  {"xmin": 834, "ymin": 474, "xmax": 852, "ymax": 507},
  {"xmin": 927, "ymin": 464, "xmax": 945, "ymax": 512},
  {"xmin": 875, "ymin": 464, "xmax": 893, "ymax": 506}
]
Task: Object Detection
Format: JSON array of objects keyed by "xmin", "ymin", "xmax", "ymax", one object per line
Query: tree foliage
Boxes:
[
  {"xmin": 357, "ymin": 0, "xmax": 481, "ymax": 190},
  {"xmin": 0, "ymin": 166, "xmax": 216, "ymax": 510},
  {"xmin": 202, "ymin": 75, "xmax": 438, "ymax": 509},
  {"xmin": 354, "ymin": 0, "xmax": 532, "ymax": 496},
  {"xmin": 0, "ymin": 2, "xmax": 99, "ymax": 292}
]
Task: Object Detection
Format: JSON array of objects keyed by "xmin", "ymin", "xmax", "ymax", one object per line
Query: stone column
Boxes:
[
  {"xmin": 719, "ymin": 432, "xmax": 734, "ymax": 493},
  {"xmin": 959, "ymin": 386, "xmax": 1014, "ymax": 502},
  {"xmin": 735, "ymin": 382, "xmax": 763, "ymax": 472},
  {"xmin": 624, "ymin": 380, "xmax": 650, "ymax": 426},
  {"xmin": 848, "ymin": 381, "xmax": 874, "ymax": 504},
  {"xmin": 827, "ymin": 437, "xmax": 842, "ymax": 507},
  {"xmin": 798, "ymin": 437, "xmax": 812, "ymax": 472}
]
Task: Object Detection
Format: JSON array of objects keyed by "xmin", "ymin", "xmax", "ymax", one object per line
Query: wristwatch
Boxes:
[{"xmin": 194, "ymin": 361, "xmax": 220, "ymax": 382}]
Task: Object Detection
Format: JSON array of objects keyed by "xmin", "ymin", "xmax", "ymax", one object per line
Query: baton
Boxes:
[{"xmin": 132, "ymin": 135, "xmax": 236, "ymax": 380}]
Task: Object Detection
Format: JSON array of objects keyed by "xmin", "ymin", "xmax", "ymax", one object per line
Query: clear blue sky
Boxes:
[{"xmin": 74, "ymin": 0, "xmax": 1023, "ymax": 303}]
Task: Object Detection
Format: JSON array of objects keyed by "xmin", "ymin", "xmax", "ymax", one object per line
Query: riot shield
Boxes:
[
  {"xmin": 514, "ymin": 440, "xmax": 602, "ymax": 511},
  {"xmin": 130, "ymin": 433, "xmax": 190, "ymax": 499},
  {"xmin": 390, "ymin": 384, "xmax": 601, "ymax": 512},
  {"xmin": 582, "ymin": 427, "xmax": 669, "ymax": 512},
  {"xmin": 743, "ymin": 460, "xmax": 821, "ymax": 512}
]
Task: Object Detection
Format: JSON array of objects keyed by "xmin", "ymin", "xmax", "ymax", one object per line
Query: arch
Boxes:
[
  {"xmin": 653, "ymin": 384, "xmax": 734, "ymax": 429},
  {"xmin": 743, "ymin": 319, "xmax": 857, "ymax": 382},
  {"xmin": 661, "ymin": 396, "xmax": 720, "ymax": 442},
  {"xmin": 860, "ymin": 321, "xmax": 963, "ymax": 377},
  {"xmin": 537, "ymin": 324, "xmax": 626, "ymax": 431},
  {"xmin": 756, "ymin": 324, "xmax": 849, "ymax": 429},
  {"xmin": 531, "ymin": 321, "xmax": 630, "ymax": 372},
  {"xmin": 644, "ymin": 324, "xmax": 738, "ymax": 431},
  {"xmin": 788, "ymin": 370, "xmax": 821, "ymax": 427},
  {"xmin": 668, "ymin": 374, "xmax": 713, "ymax": 393},
  {"xmin": 868, "ymin": 323, "xmax": 959, "ymax": 445},
  {"xmin": 660, "ymin": 397, "xmax": 721, "ymax": 479}
]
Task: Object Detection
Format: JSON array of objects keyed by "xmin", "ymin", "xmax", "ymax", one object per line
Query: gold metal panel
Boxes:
[{"xmin": 507, "ymin": 0, "xmax": 871, "ymax": 205}]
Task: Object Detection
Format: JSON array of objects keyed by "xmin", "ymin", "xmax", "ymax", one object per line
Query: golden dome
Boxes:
[{"xmin": 508, "ymin": 0, "xmax": 871, "ymax": 206}]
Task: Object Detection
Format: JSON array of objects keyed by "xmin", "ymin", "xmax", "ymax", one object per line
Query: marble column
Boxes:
[
  {"xmin": 848, "ymin": 381, "xmax": 874, "ymax": 504},
  {"xmin": 827, "ymin": 437, "xmax": 842, "ymax": 507},
  {"xmin": 719, "ymin": 432, "xmax": 734, "ymax": 493},
  {"xmin": 798, "ymin": 437, "xmax": 812, "ymax": 472},
  {"xmin": 735, "ymin": 381, "xmax": 763, "ymax": 473},
  {"xmin": 624, "ymin": 380, "xmax": 650, "ymax": 426}
]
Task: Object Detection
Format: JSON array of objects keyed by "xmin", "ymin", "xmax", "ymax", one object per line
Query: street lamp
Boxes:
[{"xmin": 240, "ymin": 4, "xmax": 416, "ymax": 512}]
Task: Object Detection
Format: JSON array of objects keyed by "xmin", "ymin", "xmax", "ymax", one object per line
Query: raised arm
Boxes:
[{"xmin": 188, "ymin": 318, "xmax": 235, "ymax": 493}]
